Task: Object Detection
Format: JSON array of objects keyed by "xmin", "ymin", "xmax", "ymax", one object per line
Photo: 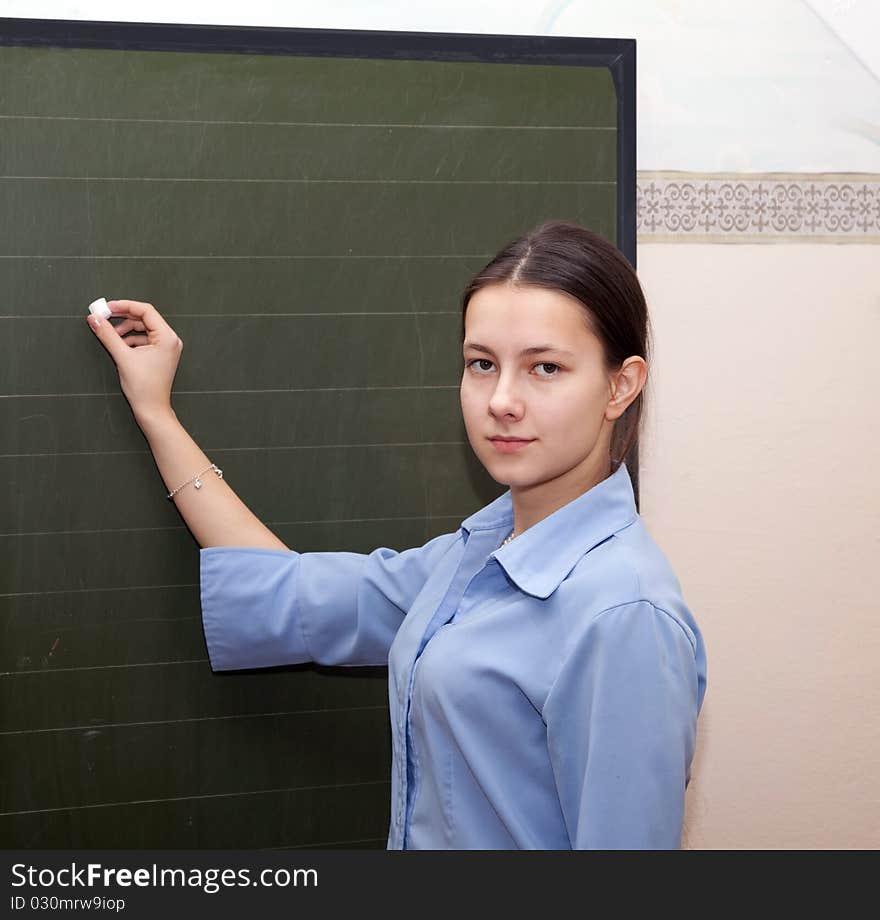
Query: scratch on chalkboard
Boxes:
[
  {"xmin": 100, "ymin": 396, "xmax": 117, "ymax": 434},
  {"xmin": 42, "ymin": 636, "xmax": 61, "ymax": 669},
  {"xmin": 412, "ymin": 311, "xmax": 425, "ymax": 389}
]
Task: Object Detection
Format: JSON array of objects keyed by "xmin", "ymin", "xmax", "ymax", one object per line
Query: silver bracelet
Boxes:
[{"xmin": 166, "ymin": 463, "xmax": 223, "ymax": 500}]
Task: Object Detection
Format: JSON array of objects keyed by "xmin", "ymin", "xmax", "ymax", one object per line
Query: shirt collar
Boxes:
[{"xmin": 459, "ymin": 461, "xmax": 638, "ymax": 600}]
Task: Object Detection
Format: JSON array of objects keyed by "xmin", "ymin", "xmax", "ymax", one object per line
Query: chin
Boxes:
[
  {"xmin": 485, "ymin": 470, "xmax": 515, "ymax": 487},
  {"xmin": 475, "ymin": 452, "xmax": 513, "ymax": 485},
  {"xmin": 481, "ymin": 460, "xmax": 533, "ymax": 488}
]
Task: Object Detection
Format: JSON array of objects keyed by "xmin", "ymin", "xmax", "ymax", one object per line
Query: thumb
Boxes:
[{"xmin": 86, "ymin": 312, "xmax": 128, "ymax": 363}]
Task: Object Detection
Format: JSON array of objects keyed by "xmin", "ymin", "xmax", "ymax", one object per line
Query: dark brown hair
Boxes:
[{"xmin": 460, "ymin": 219, "xmax": 652, "ymax": 474}]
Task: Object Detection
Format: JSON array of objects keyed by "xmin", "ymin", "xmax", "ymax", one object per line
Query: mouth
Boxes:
[{"xmin": 488, "ymin": 437, "xmax": 535, "ymax": 453}]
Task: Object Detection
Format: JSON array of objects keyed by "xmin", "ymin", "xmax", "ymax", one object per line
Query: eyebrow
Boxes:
[{"xmin": 463, "ymin": 342, "xmax": 576, "ymax": 359}]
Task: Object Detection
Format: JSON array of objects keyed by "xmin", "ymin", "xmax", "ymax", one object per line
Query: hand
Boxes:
[{"xmin": 86, "ymin": 299, "xmax": 184, "ymax": 424}]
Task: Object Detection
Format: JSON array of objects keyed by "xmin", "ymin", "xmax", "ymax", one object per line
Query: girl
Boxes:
[{"xmin": 87, "ymin": 218, "xmax": 707, "ymax": 849}]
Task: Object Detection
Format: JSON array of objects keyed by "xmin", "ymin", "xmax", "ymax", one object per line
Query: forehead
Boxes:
[{"xmin": 464, "ymin": 283, "xmax": 598, "ymax": 350}]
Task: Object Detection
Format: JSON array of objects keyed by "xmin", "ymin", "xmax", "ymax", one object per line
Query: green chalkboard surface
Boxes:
[{"xmin": 0, "ymin": 18, "xmax": 635, "ymax": 848}]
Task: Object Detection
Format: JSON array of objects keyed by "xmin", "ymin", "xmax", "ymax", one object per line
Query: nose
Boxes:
[{"xmin": 488, "ymin": 370, "xmax": 524, "ymax": 419}]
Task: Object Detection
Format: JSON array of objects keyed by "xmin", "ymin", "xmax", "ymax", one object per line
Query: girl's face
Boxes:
[{"xmin": 460, "ymin": 282, "xmax": 617, "ymax": 493}]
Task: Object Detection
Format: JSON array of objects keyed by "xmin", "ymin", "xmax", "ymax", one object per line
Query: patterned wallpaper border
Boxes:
[{"xmin": 636, "ymin": 172, "xmax": 880, "ymax": 243}]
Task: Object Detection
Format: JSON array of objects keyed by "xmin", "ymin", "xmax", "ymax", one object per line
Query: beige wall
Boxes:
[{"xmin": 636, "ymin": 242, "xmax": 880, "ymax": 848}]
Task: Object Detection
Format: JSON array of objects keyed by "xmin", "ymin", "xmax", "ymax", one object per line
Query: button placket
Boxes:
[{"xmin": 398, "ymin": 527, "xmax": 504, "ymax": 846}]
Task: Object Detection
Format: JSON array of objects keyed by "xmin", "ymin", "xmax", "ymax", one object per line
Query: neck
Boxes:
[{"xmin": 509, "ymin": 451, "xmax": 612, "ymax": 539}]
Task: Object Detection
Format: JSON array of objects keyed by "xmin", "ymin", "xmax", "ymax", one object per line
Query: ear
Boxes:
[{"xmin": 605, "ymin": 357, "xmax": 647, "ymax": 421}]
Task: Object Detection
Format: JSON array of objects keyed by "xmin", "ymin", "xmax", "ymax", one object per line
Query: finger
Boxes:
[
  {"xmin": 122, "ymin": 334, "xmax": 149, "ymax": 347},
  {"xmin": 107, "ymin": 300, "xmax": 175, "ymax": 336},
  {"xmin": 107, "ymin": 298, "xmax": 153, "ymax": 315},
  {"xmin": 86, "ymin": 312, "xmax": 131, "ymax": 362},
  {"xmin": 113, "ymin": 318, "xmax": 146, "ymax": 336}
]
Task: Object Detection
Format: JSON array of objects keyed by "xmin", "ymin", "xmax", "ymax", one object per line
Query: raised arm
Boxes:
[{"xmin": 87, "ymin": 298, "xmax": 286, "ymax": 550}]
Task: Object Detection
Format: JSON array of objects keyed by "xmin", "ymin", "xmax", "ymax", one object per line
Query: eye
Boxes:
[
  {"xmin": 535, "ymin": 362, "xmax": 560, "ymax": 378},
  {"xmin": 466, "ymin": 358, "xmax": 495, "ymax": 373}
]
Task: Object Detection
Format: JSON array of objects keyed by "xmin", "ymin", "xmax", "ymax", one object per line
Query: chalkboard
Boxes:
[{"xmin": 0, "ymin": 17, "xmax": 636, "ymax": 848}]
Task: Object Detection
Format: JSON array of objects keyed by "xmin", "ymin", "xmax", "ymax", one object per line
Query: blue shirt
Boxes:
[{"xmin": 199, "ymin": 461, "xmax": 707, "ymax": 849}]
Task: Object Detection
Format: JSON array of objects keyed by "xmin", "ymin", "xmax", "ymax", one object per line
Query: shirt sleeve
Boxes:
[
  {"xmin": 542, "ymin": 600, "xmax": 702, "ymax": 850},
  {"xmin": 199, "ymin": 532, "xmax": 459, "ymax": 672}
]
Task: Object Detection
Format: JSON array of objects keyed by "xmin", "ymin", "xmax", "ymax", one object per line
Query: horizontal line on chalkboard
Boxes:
[
  {"xmin": 0, "ymin": 254, "xmax": 492, "ymax": 259},
  {"xmin": 1, "ymin": 656, "xmax": 205, "ymax": 673},
  {"xmin": 0, "ymin": 440, "xmax": 467, "ymax": 459},
  {"xmin": 0, "ymin": 385, "xmax": 460, "ymax": 397},
  {"xmin": 0, "ymin": 779, "xmax": 391, "ymax": 818},
  {"xmin": 0, "ymin": 114, "xmax": 614, "ymax": 130},
  {"xmin": 3, "ymin": 513, "xmax": 467, "ymax": 539},
  {"xmin": 2, "ymin": 311, "xmax": 461, "ymax": 318},
  {"xmin": 1, "ymin": 176, "xmax": 613, "ymax": 185},
  {"xmin": 6, "ymin": 519, "xmax": 464, "ymax": 539},
  {"xmin": 0, "ymin": 704, "xmax": 388, "ymax": 737},
  {"xmin": 268, "ymin": 836, "xmax": 386, "ymax": 850}
]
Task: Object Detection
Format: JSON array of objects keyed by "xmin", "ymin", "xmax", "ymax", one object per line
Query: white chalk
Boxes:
[{"xmin": 88, "ymin": 297, "xmax": 111, "ymax": 320}]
